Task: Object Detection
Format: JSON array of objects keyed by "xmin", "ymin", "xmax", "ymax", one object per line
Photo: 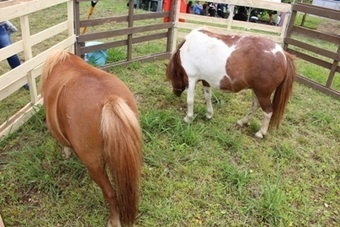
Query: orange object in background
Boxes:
[{"xmin": 163, "ymin": 0, "xmax": 187, "ymax": 22}]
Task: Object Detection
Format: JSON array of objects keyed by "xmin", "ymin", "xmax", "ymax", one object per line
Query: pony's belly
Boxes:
[{"xmin": 197, "ymin": 72, "xmax": 229, "ymax": 89}]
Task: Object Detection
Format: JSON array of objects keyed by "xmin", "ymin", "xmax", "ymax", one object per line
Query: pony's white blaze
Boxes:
[{"xmin": 180, "ymin": 30, "xmax": 236, "ymax": 88}]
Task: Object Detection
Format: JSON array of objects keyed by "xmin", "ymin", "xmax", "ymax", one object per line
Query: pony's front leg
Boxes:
[
  {"xmin": 203, "ymin": 86, "xmax": 213, "ymax": 120},
  {"xmin": 184, "ymin": 80, "xmax": 197, "ymax": 123},
  {"xmin": 237, "ymin": 91, "xmax": 259, "ymax": 127},
  {"xmin": 255, "ymin": 111, "xmax": 273, "ymax": 138}
]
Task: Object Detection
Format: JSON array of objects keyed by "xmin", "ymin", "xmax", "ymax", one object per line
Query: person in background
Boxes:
[
  {"xmin": 0, "ymin": 20, "xmax": 28, "ymax": 90},
  {"xmin": 217, "ymin": 3, "xmax": 227, "ymax": 18},
  {"xmin": 208, "ymin": 2, "xmax": 217, "ymax": 17},
  {"xmin": 233, "ymin": 6, "xmax": 248, "ymax": 21},
  {"xmin": 267, "ymin": 10, "xmax": 278, "ymax": 25},
  {"xmin": 186, "ymin": 1, "xmax": 193, "ymax": 14},
  {"xmin": 193, "ymin": 1, "xmax": 203, "ymax": 15}
]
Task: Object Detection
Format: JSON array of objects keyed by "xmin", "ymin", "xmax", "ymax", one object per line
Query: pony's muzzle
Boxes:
[{"xmin": 173, "ymin": 88, "xmax": 184, "ymax": 97}]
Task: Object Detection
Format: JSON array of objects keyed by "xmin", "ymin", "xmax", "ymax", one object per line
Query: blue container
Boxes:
[{"xmin": 85, "ymin": 41, "xmax": 108, "ymax": 66}]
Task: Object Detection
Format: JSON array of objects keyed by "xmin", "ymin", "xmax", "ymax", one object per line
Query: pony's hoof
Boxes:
[
  {"xmin": 205, "ymin": 113, "xmax": 213, "ymax": 120},
  {"xmin": 184, "ymin": 116, "xmax": 192, "ymax": 123},
  {"xmin": 107, "ymin": 220, "xmax": 121, "ymax": 227},
  {"xmin": 255, "ymin": 131, "xmax": 264, "ymax": 139},
  {"xmin": 184, "ymin": 114, "xmax": 196, "ymax": 123},
  {"xmin": 237, "ymin": 120, "xmax": 246, "ymax": 127},
  {"xmin": 62, "ymin": 147, "xmax": 72, "ymax": 159}
]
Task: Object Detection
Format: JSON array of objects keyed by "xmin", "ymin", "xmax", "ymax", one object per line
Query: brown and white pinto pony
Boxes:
[
  {"xmin": 166, "ymin": 28, "xmax": 296, "ymax": 138},
  {"xmin": 41, "ymin": 50, "xmax": 142, "ymax": 227}
]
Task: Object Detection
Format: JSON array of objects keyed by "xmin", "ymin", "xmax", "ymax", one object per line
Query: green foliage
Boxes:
[
  {"xmin": 107, "ymin": 47, "xmax": 126, "ymax": 62},
  {"xmin": 294, "ymin": 12, "xmax": 324, "ymax": 29},
  {"xmin": 218, "ymin": 163, "xmax": 251, "ymax": 196},
  {"xmin": 250, "ymin": 179, "xmax": 287, "ymax": 225}
]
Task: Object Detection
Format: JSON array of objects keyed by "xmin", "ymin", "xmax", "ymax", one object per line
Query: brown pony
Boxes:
[
  {"xmin": 41, "ymin": 50, "xmax": 142, "ymax": 227},
  {"xmin": 166, "ymin": 28, "xmax": 296, "ymax": 138}
]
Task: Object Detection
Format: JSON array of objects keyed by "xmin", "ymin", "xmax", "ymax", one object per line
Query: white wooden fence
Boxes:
[
  {"xmin": 0, "ymin": 0, "xmax": 75, "ymax": 139},
  {"xmin": 172, "ymin": 0, "xmax": 292, "ymax": 51}
]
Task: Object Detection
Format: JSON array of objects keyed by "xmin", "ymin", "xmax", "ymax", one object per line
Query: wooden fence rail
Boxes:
[
  {"xmin": 284, "ymin": 3, "xmax": 340, "ymax": 99},
  {"xmin": 74, "ymin": 0, "xmax": 174, "ymax": 70},
  {"xmin": 173, "ymin": 0, "xmax": 292, "ymax": 50},
  {"xmin": 0, "ymin": 0, "xmax": 75, "ymax": 138}
]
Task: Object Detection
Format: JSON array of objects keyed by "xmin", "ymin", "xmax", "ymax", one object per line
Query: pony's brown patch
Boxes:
[{"xmin": 200, "ymin": 29, "xmax": 241, "ymax": 46}]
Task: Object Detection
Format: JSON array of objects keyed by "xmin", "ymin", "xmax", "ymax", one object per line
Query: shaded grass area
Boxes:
[{"xmin": 1, "ymin": 59, "xmax": 339, "ymax": 226}]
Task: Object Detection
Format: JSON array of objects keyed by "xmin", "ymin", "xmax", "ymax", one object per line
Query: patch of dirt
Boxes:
[{"xmin": 317, "ymin": 21, "xmax": 340, "ymax": 36}]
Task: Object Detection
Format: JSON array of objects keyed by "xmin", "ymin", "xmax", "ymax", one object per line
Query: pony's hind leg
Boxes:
[
  {"xmin": 255, "ymin": 111, "xmax": 273, "ymax": 138},
  {"xmin": 237, "ymin": 91, "xmax": 260, "ymax": 127},
  {"xmin": 80, "ymin": 153, "xmax": 121, "ymax": 227},
  {"xmin": 253, "ymin": 94, "xmax": 273, "ymax": 138},
  {"xmin": 92, "ymin": 169, "xmax": 121, "ymax": 227},
  {"xmin": 203, "ymin": 86, "xmax": 213, "ymax": 120}
]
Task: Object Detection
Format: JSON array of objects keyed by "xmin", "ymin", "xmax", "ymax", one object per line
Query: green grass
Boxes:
[
  {"xmin": 1, "ymin": 58, "xmax": 339, "ymax": 226},
  {"xmin": 295, "ymin": 13, "xmax": 319, "ymax": 29},
  {"xmin": 295, "ymin": 58, "xmax": 340, "ymax": 90},
  {"xmin": 1, "ymin": 1, "xmax": 339, "ymax": 226}
]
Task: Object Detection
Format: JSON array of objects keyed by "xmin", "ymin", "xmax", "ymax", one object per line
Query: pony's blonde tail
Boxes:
[
  {"xmin": 41, "ymin": 50, "xmax": 70, "ymax": 97},
  {"xmin": 100, "ymin": 95, "xmax": 142, "ymax": 225},
  {"xmin": 270, "ymin": 52, "xmax": 296, "ymax": 128}
]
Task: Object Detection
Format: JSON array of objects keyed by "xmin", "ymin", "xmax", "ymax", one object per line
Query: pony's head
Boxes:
[{"xmin": 166, "ymin": 41, "xmax": 188, "ymax": 97}]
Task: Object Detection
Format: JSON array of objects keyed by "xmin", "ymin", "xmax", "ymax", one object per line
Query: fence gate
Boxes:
[
  {"xmin": 73, "ymin": 0, "xmax": 176, "ymax": 70},
  {"xmin": 284, "ymin": 3, "xmax": 340, "ymax": 99},
  {"xmin": 0, "ymin": 0, "xmax": 75, "ymax": 139},
  {"xmin": 173, "ymin": 0, "xmax": 292, "ymax": 46}
]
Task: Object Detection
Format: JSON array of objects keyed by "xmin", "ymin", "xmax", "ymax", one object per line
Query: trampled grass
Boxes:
[{"xmin": 1, "ymin": 1, "xmax": 339, "ymax": 226}]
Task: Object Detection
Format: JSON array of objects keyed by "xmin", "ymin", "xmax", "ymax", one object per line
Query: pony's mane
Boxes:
[
  {"xmin": 166, "ymin": 40, "xmax": 188, "ymax": 89},
  {"xmin": 40, "ymin": 50, "xmax": 70, "ymax": 97}
]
